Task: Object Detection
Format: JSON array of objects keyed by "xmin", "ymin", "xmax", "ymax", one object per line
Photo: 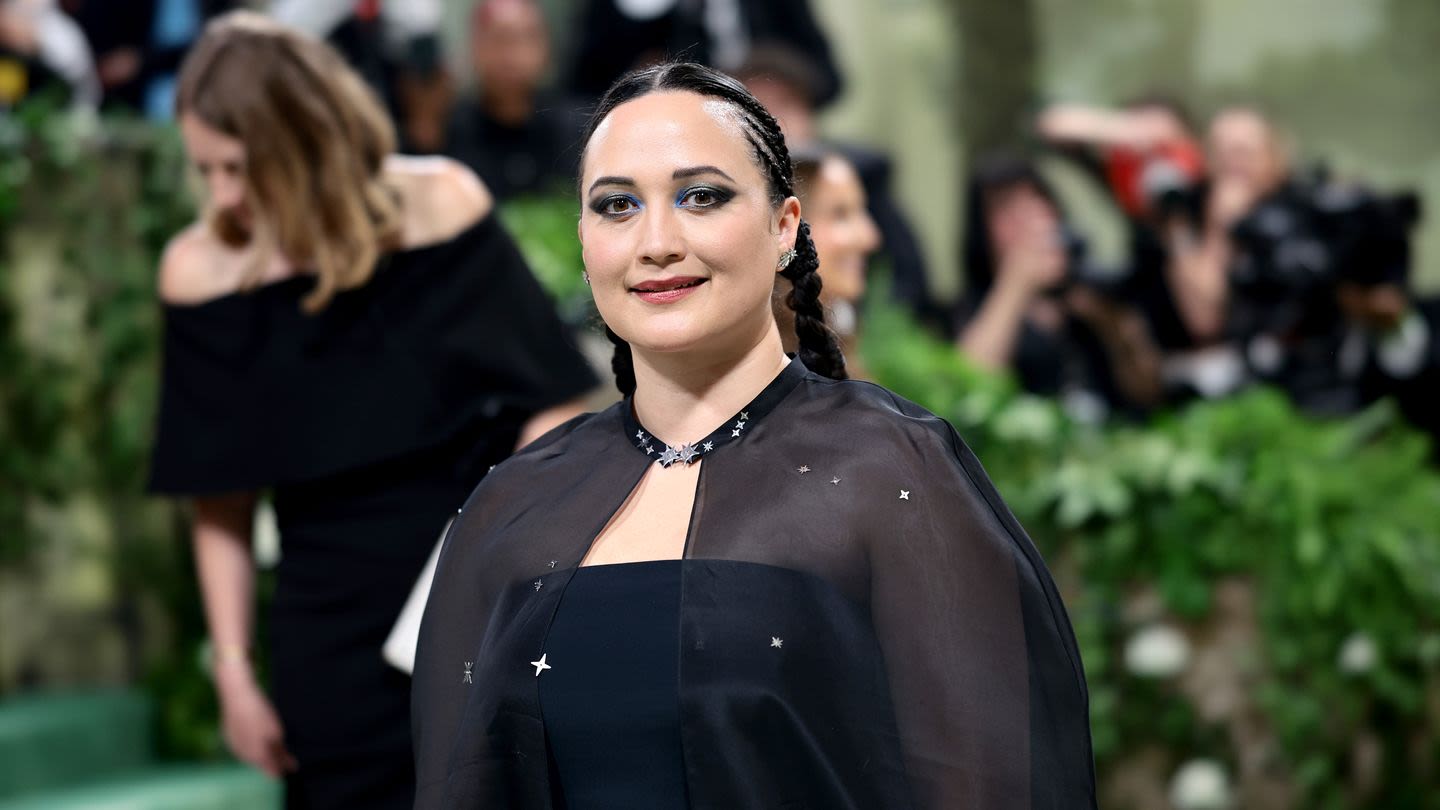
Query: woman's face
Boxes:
[
  {"xmin": 179, "ymin": 112, "xmax": 252, "ymax": 227},
  {"xmin": 579, "ymin": 91, "xmax": 799, "ymax": 358},
  {"xmin": 985, "ymin": 182, "xmax": 1060, "ymax": 258},
  {"xmin": 803, "ymin": 156, "xmax": 879, "ymax": 303}
]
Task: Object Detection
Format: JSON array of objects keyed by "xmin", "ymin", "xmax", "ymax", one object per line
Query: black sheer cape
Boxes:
[
  {"xmin": 149, "ymin": 213, "xmax": 598, "ymax": 495},
  {"xmin": 412, "ymin": 359, "xmax": 1096, "ymax": 808}
]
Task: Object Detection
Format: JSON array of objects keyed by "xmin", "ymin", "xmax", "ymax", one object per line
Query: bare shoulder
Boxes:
[
  {"xmin": 157, "ymin": 223, "xmax": 243, "ymax": 305},
  {"xmin": 384, "ymin": 155, "xmax": 495, "ymax": 249}
]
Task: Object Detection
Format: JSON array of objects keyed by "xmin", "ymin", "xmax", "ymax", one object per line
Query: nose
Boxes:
[
  {"xmin": 637, "ymin": 207, "xmax": 686, "ymax": 269},
  {"xmin": 209, "ymin": 172, "xmax": 246, "ymax": 211}
]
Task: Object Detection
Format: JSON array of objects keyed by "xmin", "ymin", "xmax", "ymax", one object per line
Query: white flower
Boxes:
[
  {"xmin": 1169, "ymin": 759, "xmax": 1233, "ymax": 810},
  {"xmin": 1338, "ymin": 632, "xmax": 1377, "ymax": 675},
  {"xmin": 1124, "ymin": 624, "xmax": 1190, "ymax": 678}
]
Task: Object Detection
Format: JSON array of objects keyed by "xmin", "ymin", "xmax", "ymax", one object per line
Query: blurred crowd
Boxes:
[{"xmin": 3, "ymin": 0, "xmax": 1434, "ymax": 453}]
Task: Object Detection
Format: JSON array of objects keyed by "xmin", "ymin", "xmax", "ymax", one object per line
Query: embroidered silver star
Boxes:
[
  {"xmin": 530, "ymin": 654, "xmax": 551, "ymax": 676},
  {"xmin": 658, "ymin": 445, "xmax": 681, "ymax": 466},
  {"xmin": 463, "ymin": 662, "xmax": 474, "ymax": 683},
  {"xmin": 734, "ymin": 420, "xmax": 747, "ymax": 430},
  {"xmin": 731, "ymin": 429, "xmax": 741, "ymax": 438},
  {"xmin": 798, "ymin": 465, "xmax": 810, "ymax": 474},
  {"xmin": 643, "ymin": 444, "xmax": 654, "ymax": 455},
  {"xmin": 899, "ymin": 490, "xmax": 910, "ymax": 500},
  {"xmin": 741, "ymin": 411, "xmax": 750, "ymax": 420},
  {"xmin": 771, "ymin": 637, "xmax": 783, "ymax": 648},
  {"xmin": 702, "ymin": 441, "xmax": 714, "ymax": 452},
  {"xmin": 678, "ymin": 443, "xmax": 699, "ymax": 463},
  {"xmin": 533, "ymin": 579, "xmax": 543, "ymax": 591},
  {"xmin": 635, "ymin": 430, "xmax": 646, "ymax": 440},
  {"xmin": 831, "ymin": 477, "xmax": 841, "ymax": 485},
  {"xmin": 548, "ymin": 560, "xmax": 557, "ymax": 569}
]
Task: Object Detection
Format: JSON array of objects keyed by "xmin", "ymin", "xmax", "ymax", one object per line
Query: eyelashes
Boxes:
[
  {"xmin": 588, "ymin": 185, "xmax": 736, "ymax": 220},
  {"xmin": 674, "ymin": 185, "xmax": 734, "ymax": 209}
]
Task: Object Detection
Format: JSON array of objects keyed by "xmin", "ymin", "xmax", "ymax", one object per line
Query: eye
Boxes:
[
  {"xmin": 678, "ymin": 186, "xmax": 731, "ymax": 209},
  {"xmin": 591, "ymin": 194, "xmax": 640, "ymax": 218}
]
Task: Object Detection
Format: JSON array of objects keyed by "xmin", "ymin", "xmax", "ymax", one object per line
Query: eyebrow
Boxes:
[{"xmin": 587, "ymin": 165, "xmax": 737, "ymax": 195}]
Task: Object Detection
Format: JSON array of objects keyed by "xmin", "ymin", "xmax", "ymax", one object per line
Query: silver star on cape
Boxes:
[
  {"xmin": 702, "ymin": 441, "xmax": 714, "ymax": 452},
  {"xmin": 900, "ymin": 490, "xmax": 910, "ymax": 500},
  {"xmin": 530, "ymin": 654, "xmax": 551, "ymax": 676},
  {"xmin": 657, "ymin": 446, "xmax": 681, "ymax": 466},
  {"xmin": 678, "ymin": 443, "xmax": 700, "ymax": 463},
  {"xmin": 771, "ymin": 637, "xmax": 783, "ymax": 648}
]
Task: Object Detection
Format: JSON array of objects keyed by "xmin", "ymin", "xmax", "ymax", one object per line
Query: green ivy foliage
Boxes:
[{"xmin": 2, "ymin": 109, "xmax": 1437, "ymax": 805}]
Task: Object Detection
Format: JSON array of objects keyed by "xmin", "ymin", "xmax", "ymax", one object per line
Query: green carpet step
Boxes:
[
  {"xmin": 0, "ymin": 690, "xmax": 151, "ymax": 798},
  {"xmin": 0, "ymin": 765, "xmax": 280, "ymax": 810}
]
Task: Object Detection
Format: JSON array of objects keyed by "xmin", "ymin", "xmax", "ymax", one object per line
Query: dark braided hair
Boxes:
[{"xmin": 579, "ymin": 62, "xmax": 847, "ymax": 396}]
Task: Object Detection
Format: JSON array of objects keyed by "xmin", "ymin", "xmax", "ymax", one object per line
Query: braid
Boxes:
[
  {"xmin": 780, "ymin": 221, "xmax": 848, "ymax": 380},
  {"xmin": 605, "ymin": 325, "xmax": 637, "ymax": 397}
]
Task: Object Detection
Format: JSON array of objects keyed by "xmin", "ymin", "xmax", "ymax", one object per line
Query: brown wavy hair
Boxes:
[{"xmin": 176, "ymin": 12, "xmax": 402, "ymax": 312}]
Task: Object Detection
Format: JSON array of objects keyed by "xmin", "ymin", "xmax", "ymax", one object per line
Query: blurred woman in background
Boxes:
[
  {"xmin": 783, "ymin": 149, "xmax": 880, "ymax": 375},
  {"xmin": 148, "ymin": 12, "xmax": 595, "ymax": 808}
]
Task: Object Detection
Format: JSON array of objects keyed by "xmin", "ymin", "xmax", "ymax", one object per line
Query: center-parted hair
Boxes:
[
  {"xmin": 176, "ymin": 11, "xmax": 402, "ymax": 313},
  {"xmin": 580, "ymin": 62, "xmax": 848, "ymax": 396}
]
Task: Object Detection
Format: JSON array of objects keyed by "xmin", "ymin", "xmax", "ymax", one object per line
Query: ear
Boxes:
[{"xmin": 776, "ymin": 195, "xmax": 802, "ymax": 261}]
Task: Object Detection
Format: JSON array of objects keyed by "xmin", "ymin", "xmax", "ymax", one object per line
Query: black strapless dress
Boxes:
[{"xmin": 539, "ymin": 561, "xmax": 688, "ymax": 809}]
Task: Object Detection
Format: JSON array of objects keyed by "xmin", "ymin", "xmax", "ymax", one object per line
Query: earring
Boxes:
[
  {"xmin": 582, "ymin": 271, "xmax": 591, "ymax": 286},
  {"xmin": 777, "ymin": 248, "xmax": 797, "ymax": 271}
]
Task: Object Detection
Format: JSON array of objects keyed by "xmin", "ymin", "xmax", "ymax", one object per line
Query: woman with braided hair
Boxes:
[{"xmin": 412, "ymin": 62, "xmax": 1096, "ymax": 809}]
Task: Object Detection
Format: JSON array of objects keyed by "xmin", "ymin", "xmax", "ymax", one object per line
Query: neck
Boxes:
[{"xmin": 630, "ymin": 326, "xmax": 789, "ymax": 447}]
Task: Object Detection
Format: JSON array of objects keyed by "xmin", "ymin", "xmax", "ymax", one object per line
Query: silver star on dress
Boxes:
[
  {"xmin": 636, "ymin": 430, "xmax": 646, "ymax": 441},
  {"xmin": 702, "ymin": 441, "xmax": 714, "ymax": 452},
  {"xmin": 798, "ymin": 465, "xmax": 810, "ymax": 474},
  {"xmin": 548, "ymin": 560, "xmax": 557, "ymax": 569},
  {"xmin": 731, "ymin": 429, "xmax": 742, "ymax": 438},
  {"xmin": 530, "ymin": 654, "xmax": 551, "ymax": 676},
  {"xmin": 463, "ymin": 662, "xmax": 473, "ymax": 684},
  {"xmin": 771, "ymin": 637, "xmax": 783, "ymax": 648},
  {"xmin": 899, "ymin": 490, "xmax": 910, "ymax": 500},
  {"xmin": 678, "ymin": 443, "xmax": 700, "ymax": 464},
  {"xmin": 533, "ymin": 579, "xmax": 543, "ymax": 591},
  {"xmin": 741, "ymin": 411, "xmax": 750, "ymax": 420},
  {"xmin": 831, "ymin": 477, "xmax": 841, "ymax": 485},
  {"xmin": 735, "ymin": 420, "xmax": 747, "ymax": 430},
  {"xmin": 658, "ymin": 445, "xmax": 681, "ymax": 466}
]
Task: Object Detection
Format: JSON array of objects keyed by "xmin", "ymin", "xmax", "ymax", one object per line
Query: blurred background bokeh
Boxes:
[{"xmin": 2, "ymin": 1, "xmax": 1438, "ymax": 808}]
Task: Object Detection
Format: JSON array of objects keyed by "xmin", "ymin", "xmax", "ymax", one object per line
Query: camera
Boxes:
[{"xmin": 1226, "ymin": 167, "xmax": 1421, "ymax": 339}]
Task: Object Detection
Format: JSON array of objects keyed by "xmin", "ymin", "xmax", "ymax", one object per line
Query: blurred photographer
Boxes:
[
  {"xmin": 1231, "ymin": 172, "xmax": 1431, "ymax": 425},
  {"xmin": 954, "ymin": 154, "xmax": 1163, "ymax": 421}
]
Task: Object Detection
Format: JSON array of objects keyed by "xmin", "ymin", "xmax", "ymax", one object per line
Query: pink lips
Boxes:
[{"xmin": 629, "ymin": 276, "xmax": 708, "ymax": 304}]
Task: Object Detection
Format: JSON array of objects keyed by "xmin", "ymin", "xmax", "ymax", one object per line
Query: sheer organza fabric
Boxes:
[{"xmin": 413, "ymin": 359, "xmax": 1096, "ymax": 809}]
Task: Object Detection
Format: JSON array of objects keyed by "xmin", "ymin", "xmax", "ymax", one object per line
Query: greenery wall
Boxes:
[{"xmin": 2, "ymin": 113, "xmax": 1437, "ymax": 809}]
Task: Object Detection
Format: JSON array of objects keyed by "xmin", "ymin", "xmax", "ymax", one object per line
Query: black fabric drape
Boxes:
[
  {"xmin": 413, "ymin": 359, "xmax": 1096, "ymax": 808},
  {"xmin": 149, "ymin": 213, "xmax": 598, "ymax": 495}
]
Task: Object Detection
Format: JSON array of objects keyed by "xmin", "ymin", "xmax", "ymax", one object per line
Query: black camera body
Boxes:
[{"xmin": 1227, "ymin": 169, "xmax": 1421, "ymax": 339}]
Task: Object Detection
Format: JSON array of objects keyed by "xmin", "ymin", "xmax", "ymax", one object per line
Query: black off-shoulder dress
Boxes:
[
  {"xmin": 413, "ymin": 358, "xmax": 1097, "ymax": 809},
  {"xmin": 149, "ymin": 214, "xmax": 597, "ymax": 809}
]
